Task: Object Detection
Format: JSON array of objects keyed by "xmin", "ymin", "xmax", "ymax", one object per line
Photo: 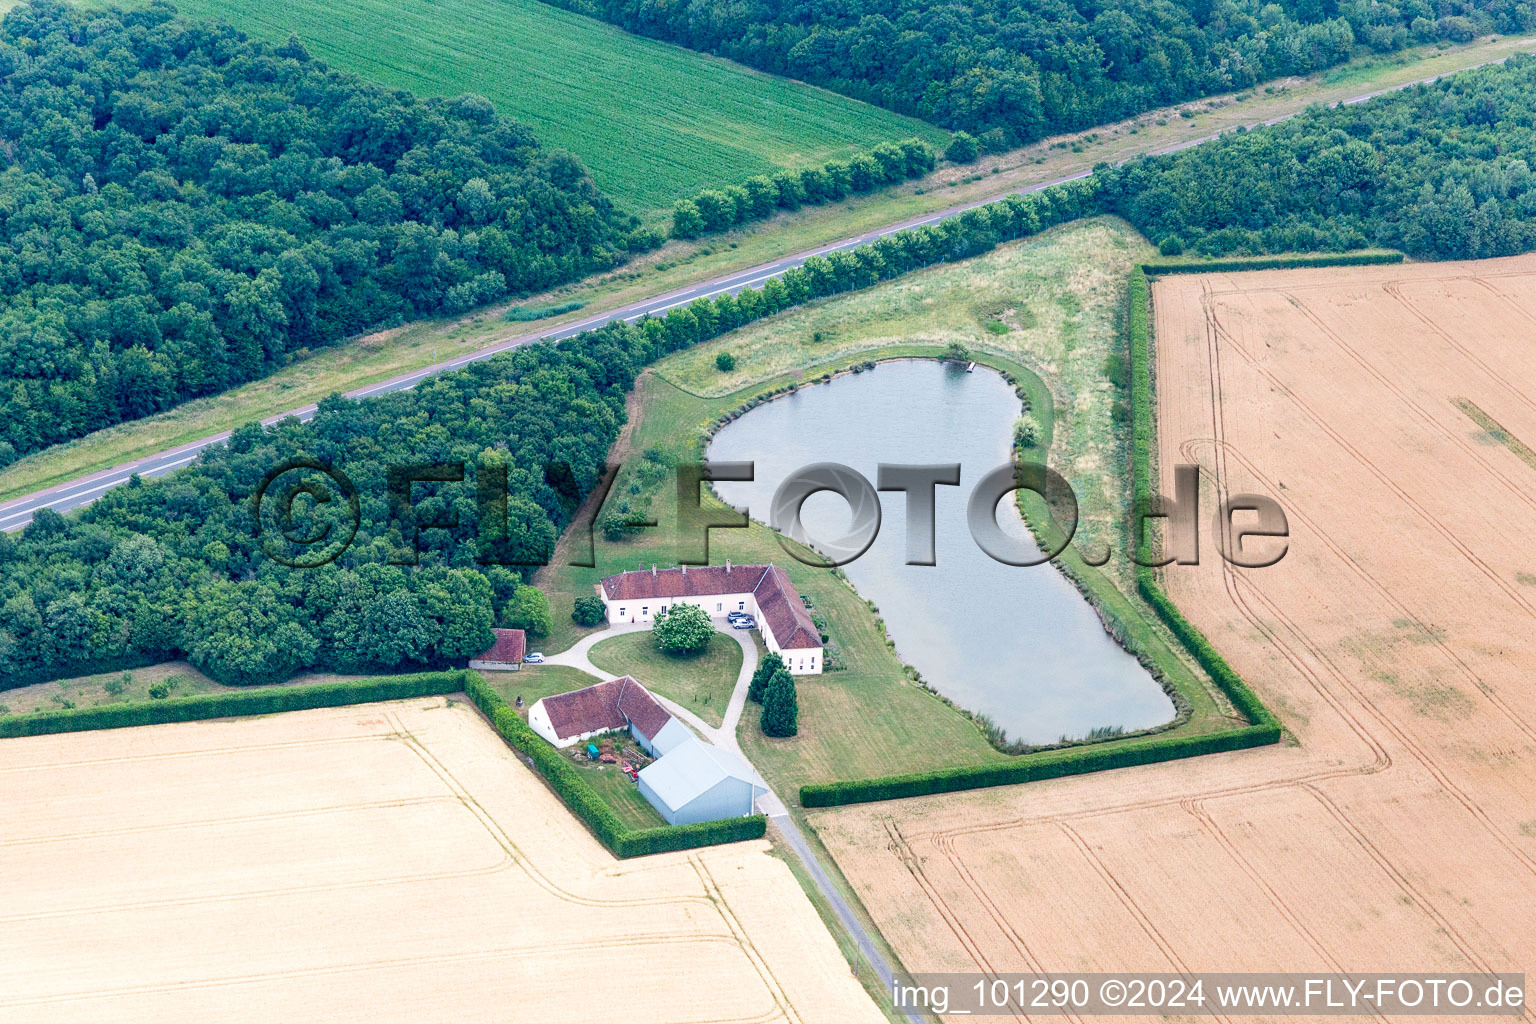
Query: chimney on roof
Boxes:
[
  {"xmin": 652, "ymin": 564, "xmax": 657, "ymax": 577},
  {"xmin": 681, "ymin": 565, "xmax": 686, "ymax": 577},
  {"xmin": 726, "ymin": 559, "xmax": 732, "ymax": 572}
]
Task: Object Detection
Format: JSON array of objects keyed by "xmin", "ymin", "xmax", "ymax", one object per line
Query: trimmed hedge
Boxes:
[
  {"xmin": 0, "ymin": 668, "xmax": 765, "ymax": 858},
  {"xmin": 1141, "ymin": 251, "xmax": 1404, "ymax": 275},
  {"xmin": 1137, "ymin": 572, "xmax": 1276, "ymax": 727},
  {"xmin": 798, "ymin": 258, "xmax": 1286, "ymax": 809},
  {"xmin": 0, "ymin": 670, "xmax": 472, "ymax": 739},
  {"xmin": 1127, "ymin": 260, "xmax": 1279, "ymax": 729},
  {"xmin": 800, "ymin": 724, "xmax": 1278, "ymax": 806},
  {"xmin": 464, "ymin": 673, "xmax": 766, "ymax": 858}
]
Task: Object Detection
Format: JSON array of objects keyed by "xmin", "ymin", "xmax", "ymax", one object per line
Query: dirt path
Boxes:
[{"xmin": 532, "ymin": 382, "xmax": 650, "ymax": 595}]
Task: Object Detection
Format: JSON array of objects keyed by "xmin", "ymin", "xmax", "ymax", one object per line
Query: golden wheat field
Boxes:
[
  {"xmin": 0, "ymin": 698, "xmax": 883, "ymax": 1023},
  {"xmin": 811, "ymin": 255, "xmax": 1536, "ymax": 1022}
]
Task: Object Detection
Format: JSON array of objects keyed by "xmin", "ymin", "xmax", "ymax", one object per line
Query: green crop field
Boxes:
[{"xmin": 168, "ymin": 0, "xmax": 945, "ymax": 218}]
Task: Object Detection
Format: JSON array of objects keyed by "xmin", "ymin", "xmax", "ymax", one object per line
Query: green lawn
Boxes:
[
  {"xmin": 588, "ymin": 631, "xmax": 742, "ymax": 728},
  {"xmin": 535, "ymin": 366, "xmax": 1016, "ymax": 793},
  {"xmin": 575, "ymin": 756, "xmax": 668, "ymax": 829},
  {"xmin": 0, "ymin": 660, "xmax": 381, "ymax": 716},
  {"xmin": 478, "ymin": 664, "xmax": 598, "ymax": 709},
  {"xmin": 534, "ymin": 218, "xmax": 1245, "ymax": 798},
  {"xmin": 664, "ymin": 217, "xmax": 1148, "ymax": 572},
  {"xmin": 168, "ymin": 0, "xmax": 942, "ymax": 217}
]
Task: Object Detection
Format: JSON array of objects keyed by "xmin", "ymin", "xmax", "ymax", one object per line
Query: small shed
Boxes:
[
  {"xmin": 469, "ymin": 628, "xmax": 526, "ymax": 671},
  {"xmin": 637, "ymin": 737, "xmax": 767, "ymax": 825}
]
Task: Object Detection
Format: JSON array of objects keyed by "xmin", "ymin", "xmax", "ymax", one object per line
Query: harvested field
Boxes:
[
  {"xmin": 0, "ymin": 697, "xmax": 882, "ymax": 1023},
  {"xmin": 811, "ymin": 256, "xmax": 1536, "ymax": 1019}
]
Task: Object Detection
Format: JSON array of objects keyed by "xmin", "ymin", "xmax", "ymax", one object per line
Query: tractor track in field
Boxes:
[{"xmin": 868, "ymin": 272, "xmax": 1536, "ymax": 1017}]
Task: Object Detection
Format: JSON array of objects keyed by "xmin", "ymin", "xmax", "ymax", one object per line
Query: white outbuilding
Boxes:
[{"xmin": 636, "ymin": 736, "xmax": 768, "ymax": 825}]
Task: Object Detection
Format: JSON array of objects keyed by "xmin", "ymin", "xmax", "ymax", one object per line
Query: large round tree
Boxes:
[{"xmin": 652, "ymin": 603, "xmax": 713, "ymax": 655}]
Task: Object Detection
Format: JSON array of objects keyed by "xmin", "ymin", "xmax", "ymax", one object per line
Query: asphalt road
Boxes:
[
  {"xmin": 0, "ymin": 50, "xmax": 1520, "ymax": 534},
  {"xmin": 0, "ymin": 167, "xmax": 1088, "ymax": 533}
]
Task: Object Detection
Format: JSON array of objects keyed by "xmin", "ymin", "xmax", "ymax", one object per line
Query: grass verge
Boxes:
[
  {"xmin": 796, "ymin": 259, "xmax": 1293, "ymax": 805},
  {"xmin": 0, "ymin": 670, "xmax": 470, "ymax": 738}
]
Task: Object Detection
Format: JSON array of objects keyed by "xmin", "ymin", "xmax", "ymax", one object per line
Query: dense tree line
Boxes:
[
  {"xmin": 1099, "ymin": 52, "xmax": 1536, "ymax": 259},
  {"xmin": 0, "ymin": 174, "xmax": 1102, "ymax": 693},
  {"xmin": 0, "ymin": 330, "xmax": 639, "ymax": 688},
  {"xmin": 542, "ymin": 0, "xmax": 1527, "ymax": 149},
  {"xmin": 671, "ymin": 138, "xmax": 935, "ymax": 238},
  {"xmin": 16, "ymin": 29, "xmax": 1536, "ymax": 696},
  {"xmin": 0, "ymin": 1, "xmax": 651, "ymax": 466}
]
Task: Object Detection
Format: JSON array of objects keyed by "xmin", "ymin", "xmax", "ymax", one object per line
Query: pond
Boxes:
[{"xmin": 706, "ymin": 359, "xmax": 1175, "ymax": 746}]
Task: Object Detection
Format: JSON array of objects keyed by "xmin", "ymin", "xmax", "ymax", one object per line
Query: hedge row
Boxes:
[
  {"xmin": 634, "ymin": 176, "xmax": 1104, "ymax": 371},
  {"xmin": 0, "ymin": 670, "xmax": 471, "ymax": 739},
  {"xmin": 464, "ymin": 673, "xmax": 766, "ymax": 858},
  {"xmin": 800, "ymin": 724, "xmax": 1279, "ymax": 806},
  {"xmin": 671, "ymin": 138, "xmax": 936, "ymax": 239},
  {"xmin": 1141, "ymin": 251, "xmax": 1404, "ymax": 275},
  {"xmin": 1136, "ymin": 571, "xmax": 1277, "ymax": 727},
  {"xmin": 1127, "ymin": 261, "xmax": 1278, "ymax": 729},
  {"xmin": 1128, "ymin": 266, "xmax": 1155, "ymax": 565},
  {"xmin": 797, "ymin": 258, "xmax": 1285, "ymax": 809}
]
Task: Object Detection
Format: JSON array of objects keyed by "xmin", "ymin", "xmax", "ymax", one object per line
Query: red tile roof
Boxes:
[
  {"xmin": 600, "ymin": 565, "xmax": 821, "ymax": 651},
  {"xmin": 475, "ymin": 628, "xmax": 525, "ymax": 664},
  {"xmin": 617, "ymin": 681, "xmax": 673, "ymax": 740},
  {"xmin": 601, "ymin": 564, "xmax": 769, "ymax": 601},
  {"xmin": 538, "ymin": 676, "xmax": 672, "ymax": 742},
  {"xmin": 754, "ymin": 565, "xmax": 821, "ymax": 650}
]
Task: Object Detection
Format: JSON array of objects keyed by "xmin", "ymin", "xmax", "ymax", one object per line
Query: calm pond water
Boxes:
[{"xmin": 707, "ymin": 359, "xmax": 1174, "ymax": 745}]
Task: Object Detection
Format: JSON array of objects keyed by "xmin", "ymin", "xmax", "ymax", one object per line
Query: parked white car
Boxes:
[
  {"xmin": 730, "ymin": 617, "xmax": 756, "ymax": 630},
  {"xmin": 524, "ymin": 652, "xmax": 545, "ymax": 664}
]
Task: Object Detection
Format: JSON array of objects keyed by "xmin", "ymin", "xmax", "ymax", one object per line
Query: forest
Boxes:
[
  {"xmin": 0, "ymin": 327, "xmax": 638, "ymax": 688},
  {"xmin": 15, "ymin": 21, "xmax": 1536, "ymax": 693},
  {"xmin": 541, "ymin": 0, "xmax": 1532, "ymax": 149},
  {"xmin": 0, "ymin": 176, "xmax": 1102, "ymax": 692},
  {"xmin": 0, "ymin": 1, "xmax": 649, "ymax": 465},
  {"xmin": 1101, "ymin": 51, "xmax": 1536, "ymax": 259}
]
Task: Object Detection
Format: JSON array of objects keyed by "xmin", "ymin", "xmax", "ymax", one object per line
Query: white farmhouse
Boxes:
[
  {"xmin": 598, "ymin": 563, "xmax": 824, "ymax": 674},
  {"xmin": 527, "ymin": 675, "xmax": 685, "ymax": 755}
]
